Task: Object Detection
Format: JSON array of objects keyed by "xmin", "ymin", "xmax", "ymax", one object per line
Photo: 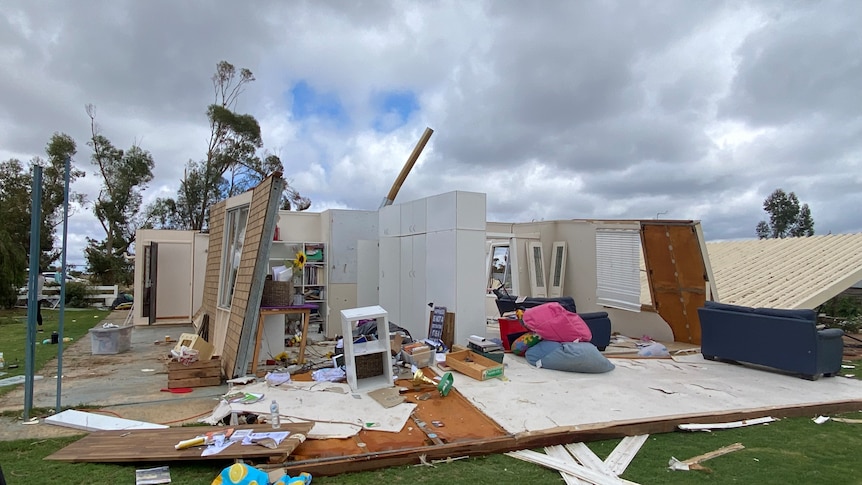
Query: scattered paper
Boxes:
[
  {"xmin": 135, "ymin": 465, "xmax": 171, "ymax": 484},
  {"xmin": 242, "ymin": 431, "xmax": 290, "ymax": 446},
  {"xmin": 231, "ymin": 429, "xmax": 254, "ymax": 441},
  {"xmin": 201, "ymin": 435, "xmax": 235, "ymax": 457},
  {"xmin": 842, "ymin": 364, "xmax": 855, "ymax": 369},
  {"xmin": 813, "ymin": 415, "xmax": 830, "ymax": 424},
  {"xmin": 272, "ymin": 265, "xmax": 292, "ymax": 282},
  {"xmin": 224, "ymin": 391, "xmax": 265, "ymax": 404}
]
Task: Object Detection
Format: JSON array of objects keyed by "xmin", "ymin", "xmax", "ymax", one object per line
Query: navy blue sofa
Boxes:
[
  {"xmin": 578, "ymin": 312, "xmax": 612, "ymax": 351},
  {"xmin": 697, "ymin": 301, "xmax": 844, "ymax": 380}
]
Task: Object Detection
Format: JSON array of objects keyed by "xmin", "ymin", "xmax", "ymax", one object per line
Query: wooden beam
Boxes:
[
  {"xmin": 507, "ymin": 449, "xmax": 624, "ymax": 485},
  {"xmin": 603, "ymin": 435, "xmax": 648, "ymax": 476}
]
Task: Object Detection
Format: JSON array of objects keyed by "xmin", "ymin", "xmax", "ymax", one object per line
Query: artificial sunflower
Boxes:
[{"xmin": 293, "ymin": 250, "xmax": 307, "ymax": 269}]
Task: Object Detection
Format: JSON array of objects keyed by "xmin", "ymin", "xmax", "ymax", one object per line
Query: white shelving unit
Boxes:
[
  {"xmin": 341, "ymin": 305, "xmax": 393, "ymax": 392},
  {"xmin": 269, "ymin": 241, "xmax": 327, "ymax": 334}
]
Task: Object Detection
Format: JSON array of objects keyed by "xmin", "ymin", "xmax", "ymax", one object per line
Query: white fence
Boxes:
[{"xmin": 16, "ymin": 285, "xmax": 119, "ymax": 308}]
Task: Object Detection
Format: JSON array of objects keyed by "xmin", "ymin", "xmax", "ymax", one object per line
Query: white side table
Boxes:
[{"xmin": 341, "ymin": 305, "xmax": 393, "ymax": 392}]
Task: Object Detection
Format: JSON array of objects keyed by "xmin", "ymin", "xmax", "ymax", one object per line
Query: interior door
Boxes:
[
  {"xmin": 548, "ymin": 241, "xmax": 567, "ymax": 298},
  {"xmin": 526, "ymin": 241, "xmax": 547, "ymax": 297},
  {"xmin": 146, "ymin": 242, "xmax": 158, "ymax": 324}
]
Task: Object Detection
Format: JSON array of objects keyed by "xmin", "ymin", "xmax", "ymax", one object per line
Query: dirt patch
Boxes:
[{"xmin": 843, "ymin": 334, "xmax": 862, "ymax": 361}]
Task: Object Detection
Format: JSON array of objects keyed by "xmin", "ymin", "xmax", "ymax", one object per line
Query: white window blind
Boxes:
[{"xmin": 595, "ymin": 228, "xmax": 641, "ymax": 312}]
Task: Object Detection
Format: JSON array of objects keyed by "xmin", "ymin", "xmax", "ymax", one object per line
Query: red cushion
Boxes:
[{"xmin": 522, "ymin": 302, "xmax": 592, "ymax": 343}]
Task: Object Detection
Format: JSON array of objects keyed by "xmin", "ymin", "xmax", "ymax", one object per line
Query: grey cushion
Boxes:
[{"xmin": 525, "ymin": 341, "xmax": 614, "ymax": 373}]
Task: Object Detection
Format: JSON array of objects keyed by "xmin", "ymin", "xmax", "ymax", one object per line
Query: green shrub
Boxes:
[
  {"xmin": 828, "ymin": 315, "xmax": 862, "ymax": 334},
  {"xmin": 821, "ymin": 295, "xmax": 862, "ymax": 318},
  {"xmin": 63, "ymin": 281, "xmax": 94, "ymax": 308}
]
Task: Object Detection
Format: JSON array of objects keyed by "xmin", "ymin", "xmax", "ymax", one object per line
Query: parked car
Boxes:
[{"xmin": 42, "ymin": 272, "xmax": 84, "ymax": 285}]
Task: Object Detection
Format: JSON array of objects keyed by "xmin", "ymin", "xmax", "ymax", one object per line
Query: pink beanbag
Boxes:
[{"xmin": 522, "ymin": 302, "xmax": 592, "ymax": 343}]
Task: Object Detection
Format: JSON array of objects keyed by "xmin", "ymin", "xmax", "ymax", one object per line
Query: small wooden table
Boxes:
[{"xmin": 252, "ymin": 304, "xmax": 318, "ymax": 375}]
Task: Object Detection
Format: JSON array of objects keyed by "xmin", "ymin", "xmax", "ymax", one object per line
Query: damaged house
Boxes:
[{"xmin": 110, "ymin": 173, "xmax": 862, "ymax": 475}]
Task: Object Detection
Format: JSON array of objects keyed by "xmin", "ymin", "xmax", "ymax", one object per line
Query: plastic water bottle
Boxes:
[{"xmin": 270, "ymin": 399, "xmax": 281, "ymax": 429}]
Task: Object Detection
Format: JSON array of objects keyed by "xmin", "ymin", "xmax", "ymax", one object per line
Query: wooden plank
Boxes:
[
  {"xmin": 565, "ymin": 442, "xmax": 615, "ymax": 477},
  {"xmin": 46, "ymin": 422, "xmax": 313, "ymax": 463},
  {"xmin": 678, "ymin": 416, "xmax": 776, "ymax": 431},
  {"xmin": 167, "ymin": 376, "xmax": 222, "ymax": 388},
  {"xmin": 603, "ymin": 434, "xmax": 648, "ymax": 476},
  {"xmin": 507, "ymin": 449, "xmax": 624, "ymax": 485},
  {"xmin": 683, "ymin": 442, "xmax": 744, "ymax": 466},
  {"xmin": 168, "ymin": 367, "xmax": 220, "ymax": 380},
  {"xmin": 544, "ymin": 445, "xmax": 584, "ymax": 485}
]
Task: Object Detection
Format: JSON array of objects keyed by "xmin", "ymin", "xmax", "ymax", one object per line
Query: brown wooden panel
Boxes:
[
  {"xmin": 46, "ymin": 422, "xmax": 313, "ymax": 463},
  {"xmin": 641, "ymin": 222, "xmax": 707, "ymax": 344},
  {"xmin": 667, "ymin": 226, "xmax": 707, "ymax": 290}
]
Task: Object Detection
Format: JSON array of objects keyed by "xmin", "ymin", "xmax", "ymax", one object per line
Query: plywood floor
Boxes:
[{"xmin": 454, "ymin": 353, "xmax": 862, "ymax": 434}]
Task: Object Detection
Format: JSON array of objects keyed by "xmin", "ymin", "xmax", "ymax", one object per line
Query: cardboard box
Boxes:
[
  {"xmin": 445, "ymin": 349, "xmax": 504, "ymax": 381},
  {"xmin": 402, "ymin": 348, "xmax": 435, "ymax": 368},
  {"xmin": 390, "ymin": 333, "xmax": 403, "ymax": 356},
  {"xmin": 173, "ymin": 333, "xmax": 214, "ymax": 362},
  {"xmin": 453, "ymin": 344, "xmax": 504, "ymax": 364}
]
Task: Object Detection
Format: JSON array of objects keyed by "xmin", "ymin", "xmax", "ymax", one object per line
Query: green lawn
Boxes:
[
  {"xmin": 3, "ymin": 414, "xmax": 862, "ymax": 484},
  {"xmin": 0, "ymin": 307, "xmax": 109, "ymax": 397}
]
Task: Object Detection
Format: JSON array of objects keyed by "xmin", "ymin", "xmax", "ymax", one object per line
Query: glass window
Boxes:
[
  {"xmin": 595, "ymin": 228, "xmax": 641, "ymax": 312},
  {"xmin": 219, "ymin": 205, "xmax": 250, "ymax": 308},
  {"xmin": 488, "ymin": 244, "xmax": 513, "ymax": 293}
]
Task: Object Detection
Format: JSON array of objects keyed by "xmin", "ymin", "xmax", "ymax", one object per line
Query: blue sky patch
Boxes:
[
  {"xmin": 372, "ymin": 90, "xmax": 419, "ymax": 132},
  {"xmin": 290, "ymin": 81, "xmax": 347, "ymax": 125}
]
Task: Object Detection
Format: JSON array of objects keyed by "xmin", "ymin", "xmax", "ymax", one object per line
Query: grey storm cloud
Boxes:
[{"xmin": 1, "ymin": 0, "xmax": 861, "ymax": 266}]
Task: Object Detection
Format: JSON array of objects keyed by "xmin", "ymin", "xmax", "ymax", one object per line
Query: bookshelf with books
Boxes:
[{"xmin": 269, "ymin": 241, "xmax": 327, "ymax": 334}]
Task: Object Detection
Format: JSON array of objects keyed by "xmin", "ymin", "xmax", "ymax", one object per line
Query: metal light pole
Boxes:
[
  {"xmin": 24, "ymin": 166, "xmax": 42, "ymax": 421},
  {"xmin": 56, "ymin": 156, "xmax": 71, "ymax": 412}
]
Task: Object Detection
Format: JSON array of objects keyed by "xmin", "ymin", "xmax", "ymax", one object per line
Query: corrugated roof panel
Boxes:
[{"xmin": 704, "ymin": 234, "xmax": 862, "ymax": 309}]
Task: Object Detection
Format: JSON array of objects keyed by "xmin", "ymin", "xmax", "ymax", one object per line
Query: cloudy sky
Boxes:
[{"xmin": 2, "ymin": 0, "xmax": 860, "ymax": 267}]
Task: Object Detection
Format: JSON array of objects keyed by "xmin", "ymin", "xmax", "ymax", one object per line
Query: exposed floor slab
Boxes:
[{"xmin": 452, "ymin": 353, "xmax": 862, "ymax": 434}]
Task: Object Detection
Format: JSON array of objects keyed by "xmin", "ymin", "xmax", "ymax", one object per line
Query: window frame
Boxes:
[
  {"xmin": 218, "ymin": 204, "xmax": 250, "ymax": 308},
  {"xmin": 595, "ymin": 227, "xmax": 642, "ymax": 312}
]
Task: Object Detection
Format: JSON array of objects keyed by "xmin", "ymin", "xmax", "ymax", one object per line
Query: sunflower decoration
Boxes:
[
  {"xmin": 292, "ymin": 250, "xmax": 307, "ymax": 270},
  {"xmin": 293, "ymin": 251, "xmax": 308, "ymax": 284}
]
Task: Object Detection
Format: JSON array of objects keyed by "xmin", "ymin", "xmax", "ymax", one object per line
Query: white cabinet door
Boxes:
[
  {"xmin": 379, "ymin": 205, "xmax": 401, "ymax": 237},
  {"xmin": 401, "ymin": 198, "xmax": 427, "ymax": 235},
  {"xmin": 398, "ymin": 234, "xmax": 427, "ymax": 339},
  {"xmin": 378, "ymin": 237, "xmax": 401, "ymax": 323},
  {"xmin": 426, "ymin": 191, "xmax": 486, "ymax": 232},
  {"xmin": 426, "ymin": 229, "xmax": 487, "ymax": 346},
  {"xmin": 425, "ymin": 230, "xmax": 457, "ymax": 315}
]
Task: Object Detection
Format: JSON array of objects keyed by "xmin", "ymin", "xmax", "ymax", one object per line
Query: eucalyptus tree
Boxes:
[
  {"xmin": 756, "ymin": 188, "xmax": 815, "ymax": 239},
  {"xmin": 143, "ymin": 61, "xmax": 309, "ymax": 232},
  {"xmin": 84, "ymin": 105, "xmax": 155, "ymax": 285}
]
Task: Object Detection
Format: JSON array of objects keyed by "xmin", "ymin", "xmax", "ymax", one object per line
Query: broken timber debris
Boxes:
[{"xmin": 668, "ymin": 442, "xmax": 745, "ymax": 471}]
